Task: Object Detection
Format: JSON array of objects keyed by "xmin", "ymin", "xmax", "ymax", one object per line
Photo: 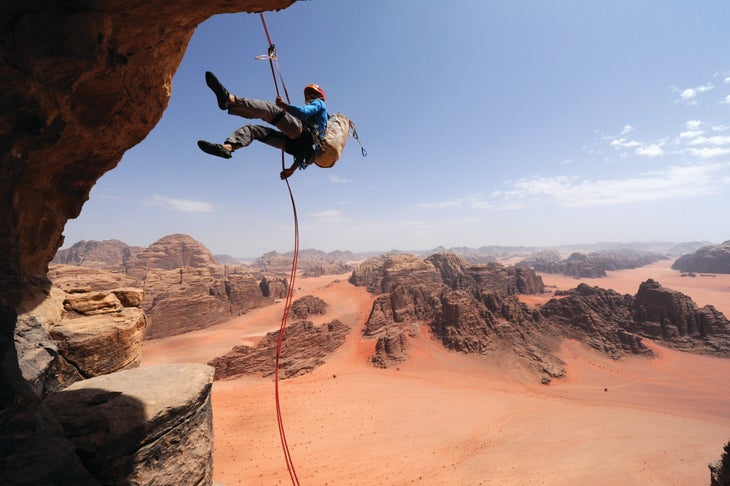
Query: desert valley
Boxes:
[{"xmin": 49, "ymin": 236, "xmax": 730, "ymax": 485}]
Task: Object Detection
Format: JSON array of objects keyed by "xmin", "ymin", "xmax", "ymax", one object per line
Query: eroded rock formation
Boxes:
[
  {"xmin": 351, "ymin": 253, "xmax": 562, "ymax": 376},
  {"xmin": 672, "ymin": 240, "xmax": 730, "ymax": 274},
  {"xmin": 209, "ymin": 319, "xmax": 350, "ymax": 379},
  {"xmin": 519, "ymin": 249, "xmax": 668, "ymax": 278},
  {"xmin": 44, "ymin": 364, "xmax": 215, "ymax": 485},
  {"xmin": 49, "ymin": 234, "xmax": 289, "ymax": 339},
  {"xmin": 351, "ymin": 253, "xmax": 730, "ymax": 379},
  {"xmin": 1, "ymin": 1, "xmax": 295, "ymax": 483}
]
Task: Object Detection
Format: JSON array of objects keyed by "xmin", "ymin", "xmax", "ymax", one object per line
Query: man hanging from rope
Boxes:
[{"xmin": 197, "ymin": 71, "xmax": 328, "ymax": 180}]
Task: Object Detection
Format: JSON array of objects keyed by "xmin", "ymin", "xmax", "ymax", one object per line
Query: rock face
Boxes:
[
  {"xmin": 290, "ymin": 295, "xmax": 327, "ymax": 319},
  {"xmin": 351, "ymin": 253, "xmax": 730, "ymax": 377},
  {"xmin": 672, "ymin": 241, "xmax": 730, "ymax": 274},
  {"xmin": 631, "ymin": 279, "xmax": 730, "ymax": 354},
  {"xmin": 209, "ymin": 319, "xmax": 350, "ymax": 379},
  {"xmin": 1, "ymin": 1, "xmax": 295, "ymax": 483},
  {"xmin": 351, "ymin": 253, "xmax": 563, "ymax": 376},
  {"xmin": 519, "ymin": 249, "xmax": 668, "ymax": 278},
  {"xmin": 52, "ymin": 239, "xmax": 144, "ymax": 268},
  {"xmin": 539, "ymin": 284, "xmax": 653, "ymax": 359},
  {"xmin": 124, "ymin": 234, "xmax": 219, "ymax": 279},
  {"xmin": 44, "ymin": 364, "xmax": 215, "ymax": 485},
  {"xmin": 252, "ymin": 249, "xmax": 354, "ymax": 277},
  {"xmin": 710, "ymin": 441, "xmax": 730, "ymax": 486},
  {"xmin": 49, "ymin": 234, "xmax": 289, "ymax": 339}
]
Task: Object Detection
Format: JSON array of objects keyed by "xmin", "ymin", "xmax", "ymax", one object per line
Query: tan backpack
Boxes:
[{"xmin": 311, "ymin": 113, "xmax": 366, "ymax": 168}]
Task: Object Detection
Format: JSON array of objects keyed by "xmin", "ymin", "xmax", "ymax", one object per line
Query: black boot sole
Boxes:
[
  {"xmin": 205, "ymin": 71, "xmax": 230, "ymax": 110},
  {"xmin": 197, "ymin": 140, "xmax": 232, "ymax": 159}
]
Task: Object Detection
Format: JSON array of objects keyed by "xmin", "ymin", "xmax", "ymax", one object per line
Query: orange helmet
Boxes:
[{"xmin": 304, "ymin": 84, "xmax": 326, "ymax": 101}]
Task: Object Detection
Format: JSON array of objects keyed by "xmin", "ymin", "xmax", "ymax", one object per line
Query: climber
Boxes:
[{"xmin": 197, "ymin": 71, "xmax": 327, "ymax": 180}]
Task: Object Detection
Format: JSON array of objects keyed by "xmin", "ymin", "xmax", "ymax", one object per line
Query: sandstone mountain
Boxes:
[
  {"xmin": 350, "ymin": 253, "xmax": 730, "ymax": 379},
  {"xmin": 50, "ymin": 234, "xmax": 287, "ymax": 339},
  {"xmin": 672, "ymin": 240, "xmax": 730, "ymax": 274},
  {"xmin": 350, "ymin": 253, "xmax": 564, "ymax": 377},
  {"xmin": 52, "ymin": 239, "xmax": 145, "ymax": 269},
  {"xmin": 251, "ymin": 248, "xmax": 354, "ymax": 277},
  {"xmin": 519, "ymin": 248, "xmax": 668, "ymax": 278}
]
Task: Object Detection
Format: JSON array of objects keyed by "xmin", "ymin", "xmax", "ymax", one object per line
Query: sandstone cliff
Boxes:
[
  {"xmin": 351, "ymin": 253, "xmax": 563, "ymax": 377},
  {"xmin": 49, "ymin": 234, "xmax": 289, "ymax": 339},
  {"xmin": 519, "ymin": 249, "xmax": 668, "ymax": 278},
  {"xmin": 1, "ymin": 1, "xmax": 295, "ymax": 483},
  {"xmin": 672, "ymin": 240, "xmax": 730, "ymax": 274},
  {"xmin": 351, "ymin": 253, "xmax": 730, "ymax": 379},
  {"xmin": 52, "ymin": 239, "xmax": 145, "ymax": 269},
  {"xmin": 252, "ymin": 248, "xmax": 354, "ymax": 277}
]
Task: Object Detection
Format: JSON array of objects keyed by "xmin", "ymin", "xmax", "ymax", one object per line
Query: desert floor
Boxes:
[{"xmin": 142, "ymin": 260, "xmax": 730, "ymax": 485}]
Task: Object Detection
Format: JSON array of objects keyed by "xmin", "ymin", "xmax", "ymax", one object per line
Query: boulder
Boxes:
[
  {"xmin": 43, "ymin": 364, "xmax": 214, "ymax": 485},
  {"xmin": 49, "ymin": 308, "xmax": 147, "ymax": 377},
  {"xmin": 290, "ymin": 295, "xmax": 327, "ymax": 319},
  {"xmin": 63, "ymin": 291, "xmax": 124, "ymax": 315}
]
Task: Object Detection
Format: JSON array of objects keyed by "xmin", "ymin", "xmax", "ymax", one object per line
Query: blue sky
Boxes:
[{"xmin": 62, "ymin": 0, "xmax": 730, "ymax": 258}]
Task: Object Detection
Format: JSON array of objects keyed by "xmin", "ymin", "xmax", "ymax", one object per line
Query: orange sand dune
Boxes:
[{"xmin": 142, "ymin": 261, "xmax": 730, "ymax": 485}]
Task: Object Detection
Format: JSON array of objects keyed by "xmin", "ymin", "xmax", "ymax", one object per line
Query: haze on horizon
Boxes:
[{"xmin": 61, "ymin": 1, "xmax": 730, "ymax": 257}]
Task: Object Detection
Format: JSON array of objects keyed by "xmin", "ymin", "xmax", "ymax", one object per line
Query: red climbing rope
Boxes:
[{"xmin": 259, "ymin": 12, "xmax": 301, "ymax": 486}]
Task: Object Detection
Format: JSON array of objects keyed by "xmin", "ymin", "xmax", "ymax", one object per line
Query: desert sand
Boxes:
[{"xmin": 142, "ymin": 260, "xmax": 730, "ymax": 485}]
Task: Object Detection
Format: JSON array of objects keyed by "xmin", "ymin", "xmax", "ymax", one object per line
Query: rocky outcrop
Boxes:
[
  {"xmin": 49, "ymin": 235, "xmax": 290, "ymax": 339},
  {"xmin": 52, "ymin": 239, "xmax": 144, "ymax": 268},
  {"xmin": 349, "ymin": 253, "xmax": 444, "ymax": 294},
  {"xmin": 672, "ymin": 241, "xmax": 730, "ymax": 274},
  {"xmin": 1, "ymin": 1, "xmax": 295, "ymax": 483},
  {"xmin": 209, "ymin": 320, "xmax": 350, "ymax": 380},
  {"xmin": 251, "ymin": 249, "xmax": 354, "ymax": 277},
  {"xmin": 352, "ymin": 254, "xmax": 730, "ymax": 377},
  {"xmin": 290, "ymin": 295, "xmax": 327, "ymax": 320},
  {"xmin": 44, "ymin": 364, "xmax": 214, "ymax": 485},
  {"xmin": 15, "ymin": 285, "xmax": 147, "ymax": 396},
  {"xmin": 631, "ymin": 279, "xmax": 730, "ymax": 355},
  {"xmin": 539, "ymin": 284, "xmax": 653, "ymax": 359},
  {"xmin": 124, "ymin": 234, "xmax": 219, "ymax": 280},
  {"xmin": 710, "ymin": 441, "xmax": 730, "ymax": 486},
  {"xmin": 520, "ymin": 249, "xmax": 667, "ymax": 278},
  {"xmin": 372, "ymin": 332, "xmax": 410, "ymax": 368},
  {"xmin": 141, "ymin": 266, "xmax": 281, "ymax": 339},
  {"xmin": 352, "ymin": 253, "xmax": 559, "ymax": 376},
  {"xmin": 539, "ymin": 280, "xmax": 730, "ymax": 358}
]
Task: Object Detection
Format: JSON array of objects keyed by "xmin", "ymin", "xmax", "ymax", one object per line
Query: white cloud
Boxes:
[
  {"xmin": 621, "ymin": 125, "xmax": 634, "ymax": 135},
  {"xmin": 722, "ymin": 94, "xmax": 730, "ymax": 105},
  {"xmin": 499, "ymin": 162, "xmax": 730, "ymax": 207},
  {"xmin": 145, "ymin": 195, "xmax": 215, "ymax": 212},
  {"xmin": 675, "ymin": 83, "xmax": 714, "ymax": 105},
  {"xmin": 679, "ymin": 130, "xmax": 703, "ymax": 139},
  {"xmin": 610, "ymin": 138, "xmax": 640, "ymax": 148},
  {"xmin": 712, "ymin": 125, "xmax": 730, "ymax": 132},
  {"xmin": 635, "ymin": 143, "xmax": 664, "ymax": 157},
  {"xmin": 684, "ymin": 147, "xmax": 730, "ymax": 159},
  {"xmin": 329, "ymin": 175, "xmax": 351, "ymax": 183},
  {"xmin": 687, "ymin": 135, "xmax": 730, "ymax": 146},
  {"xmin": 686, "ymin": 120, "xmax": 702, "ymax": 130}
]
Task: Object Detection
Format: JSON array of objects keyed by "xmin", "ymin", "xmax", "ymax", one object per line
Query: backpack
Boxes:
[{"xmin": 311, "ymin": 113, "xmax": 353, "ymax": 168}]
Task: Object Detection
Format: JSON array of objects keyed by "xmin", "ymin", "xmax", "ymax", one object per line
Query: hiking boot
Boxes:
[
  {"xmin": 205, "ymin": 71, "xmax": 231, "ymax": 110},
  {"xmin": 197, "ymin": 140, "xmax": 232, "ymax": 159}
]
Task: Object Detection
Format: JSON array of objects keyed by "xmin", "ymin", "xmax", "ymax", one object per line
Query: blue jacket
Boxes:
[{"xmin": 285, "ymin": 99, "xmax": 327, "ymax": 138}]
